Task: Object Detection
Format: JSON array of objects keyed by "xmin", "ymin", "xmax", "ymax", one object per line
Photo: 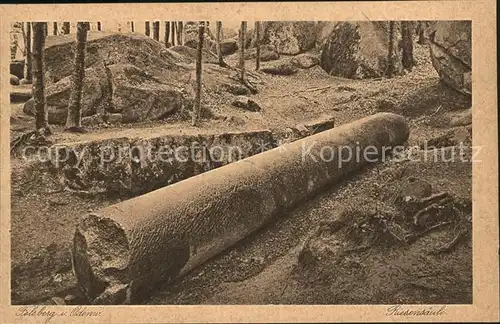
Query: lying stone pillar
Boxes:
[{"xmin": 72, "ymin": 112, "xmax": 409, "ymax": 304}]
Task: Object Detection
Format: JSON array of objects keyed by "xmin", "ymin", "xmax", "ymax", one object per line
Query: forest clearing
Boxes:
[{"xmin": 8, "ymin": 20, "xmax": 473, "ymax": 305}]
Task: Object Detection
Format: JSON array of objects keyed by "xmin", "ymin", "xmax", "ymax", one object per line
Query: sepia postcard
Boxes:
[{"xmin": 0, "ymin": 1, "xmax": 498, "ymax": 323}]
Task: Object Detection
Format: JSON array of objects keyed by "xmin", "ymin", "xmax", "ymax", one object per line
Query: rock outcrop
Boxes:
[
  {"xmin": 220, "ymin": 39, "xmax": 238, "ymax": 55},
  {"xmin": 222, "ymin": 28, "xmax": 238, "ymax": 40},
  {"xmin": 23, "ymin": 66, "xmax": 110, "ymax": 124},
  {"xmin": 107, "ymin": 64, "xmax": 185, "ymax": 123},
  {"xmin": 231, "ymin": 96, "xmax": 262, "ymax": 112},
  {"xmin": 236, "ymin": 44, "xmax": 280, "ymax": 62},
  {"xmin": 427, "ymin": 21, "xmax": 471, "ymax": 96},
  {"xmin": 10, "ymin": 74, "xmax": 20, "ymax": 85},
  {"xmin": 261, "ymin": 61, "xmax": 299, "ymax": 76},
  {"xmin": 43, "ymin": 33, "xmax": 186, "ymax": 84},
  {"xmin": 10, "ymin": 59, "xmax": 24, "ymax": 79},
  {"xmin": 260, "ymin": 21, "xmax": 318, "ymax": 55},
  {"xmin": 169, "ymin": 45, "xmax": 218, "ymax": 64},
  {"xmin": 23, "ymin": 63, "xmax": 187, "ymax": 124},
  {"xmin": 291, "ymin": 53, "xmax": 320, "ymax": 69},
  {"xmin": 320, "ymin": 21, "xmax": 402, "ymax": 79},
  {"xmin": 20, "ymin": 33, "xmax": 218, "ymax": 124}
]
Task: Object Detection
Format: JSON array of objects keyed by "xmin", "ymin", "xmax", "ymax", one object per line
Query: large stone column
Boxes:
[{"xmin": 72, "ymin": 112, "xmax": 409, "ymax": 304}]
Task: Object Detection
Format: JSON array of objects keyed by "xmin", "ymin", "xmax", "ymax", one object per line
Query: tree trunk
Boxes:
[
  {"xmin": 176, "ymin": 21, "xmax": 183, "ymax": 45},
  {"xmin": 401, "ymin": 21, "xmax": 414, "ymax": 70},
  {"xmin": 62, "ymin": 22, "xmax": 70, "ymax": 34},
  {"xmin": 32, "ymin": 22, "xmax": 49, "ymax": 130},
  {"xmin": 192, "ymin": 22, "xmax": 204, "ymax": 127},
  {"xmin": 145, "ymin": 21, "xmax": 150, "ymax": 37},
  {"xmin": 97, "ymin": 21, "xmax": 102, "ymax": 31},
  {"xmin": 216, "ymin": 21, "xmax": 223, "ymax": 66},
  {"xmin": 164, "ymin": 21, "xmax": 170, "ymax": 46},
  {"xmin": 130, "ymin": 21, "xmax": 135, "ymax": 33},
  {"xmin": 239, "ymin": 21, "xmax": 247, "ymax": 82},
  {"xmin": 65, "ymin": 22, "xmax": 89, "ymax": 132},
  {"xmin": 171, "ymin": 22, "xmax": 176, "ymax": 46},
  {"xmin": 417, "ymin": 21, "xmax": 426, "ymax": 44},
  {"xmin": 53, "ymin": 22, "xmax": 58, "ymax": 35},
  {"xmin": 387, "ymin": 21, "xmax": 395, "ymax": 78},
  {"xmin": 152, "ymin": 21, "xmax": 159, "ymax": 41},
  {"xmin": 25, "ymin": 22, "xmax": 33, "ymax": 83},
  {"xmin": 255, "ymin": 21, "xmax": 261, "ymax": 70}
]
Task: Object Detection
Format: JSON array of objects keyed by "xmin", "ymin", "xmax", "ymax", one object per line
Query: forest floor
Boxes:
[{"xmin": 9, "ymin": 41, "xmax": 473, "ymax": 305}]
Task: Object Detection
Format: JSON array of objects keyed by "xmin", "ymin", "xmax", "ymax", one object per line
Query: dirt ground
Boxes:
[{"xmin": 9, "ymin": 41, "xmax": 472, "ymax": 305}]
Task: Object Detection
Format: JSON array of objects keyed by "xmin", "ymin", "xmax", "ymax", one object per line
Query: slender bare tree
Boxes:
[
  {"xmin": 145, "ymin": 21, "xmax": 150, "ymax": 37},
  {"xmin": 62, "ymin": 22, "xmax": 70, "ymax": 34},
  {"xmin": 170, "ymin": 22, "xmax": 176, "ymax": 46},
  {"xmin": 32, "ymin": 22, "xmax": 49, "ymax": 132},
  {"xmin": 255, "ymin": 21, "xmax": 261, "ymax": 70},
  {"xmin": 65, "ymin": 22, "xmax": 89, "ymax": 132},
  {"xmin": 25, "ymin": 22, "xmax": 33, "ymax": 83},
  {"xmin": 401, "ymin": 21, "xmax": 414, "ymax": 70},
  {"xmin": 387, "ymin": 21, "xmax": 395, "ymax": 78},
  {"xmin": 130, "ymin": 21, "xmax": 135, "ymax": 33},
  {"xmin": 152, "ymin": 21, "xmax": 160, "ymax": 41},
  {"xmin": 216, "ymin": 21, "xmax": 223, "ymax": 66},
  {"xmin": 417, "ymin": 21, "xmax": 426, "ymax": 44},
  {"xmin": 53, "ymin": 22, "xmax": 58, "ymax": 35},
  {"xmin": 239, "ymin": 21, "xmax": 247, "ymax": 82},
  {"xmin": 192, "ymin": 21, "xmax": 204, "ymax": 127},
  {"xmin": 177, "ymin": 21, "xmax": 184, "ymax": 45},
  {"xmin": 164, "ymin": 21, "xmax": 170, "ymax": 46}
]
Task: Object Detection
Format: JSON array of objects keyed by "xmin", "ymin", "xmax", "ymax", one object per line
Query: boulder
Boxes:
[
  {"xmin": 224, "ymin": 115, "xmax": 246, "ymax": 126},
  {"xmin": 427, "ymin": 21, "xmax": 471, "ymax": 95},
  {"xmin": 221, "ymin": 82, "xmax": 250, "ymax": 96},
  {"xmin": 222, "ymin": 28, "xmax": 238, "ymax": 39},
  {"xmin": 240, "ymin": 44, "xmax": 279, "ymax": 61},
  {"xmin": 261, "ymin": 61, "xmax": 298, "ymax": 76},
  {"xmin": 220, "ymin": 39, "xmax": 238, "ymax": 56},
  {"xmin": 43, "ymin": 33, "xmax": 186, "ymax": 84},
  {"xmin": 10, "ymin": 74, "xmax": 20, "ymax": 85},
  {"xmin": 106, "ymin": 64, "xmax": 185, "ymax": 123},
  {"xmin": 81, "ymin": 113, "xmax": 123, "ymax": 127},
  {"xmin": 184, "ymin": 26, "xmax": 215, "ymax": 50},
  {"xmin": 260, "ymin": 48, "xmax": 280, "ymax": 62},
  {"xmin": 107, "ymin": 113, "xmax": 123, "ymax": 124},
  {"xmin": 260, "ymin": 21, "xmax": 317, "ymax": 55},
  {"xmin": 169, "ymin": 45, "xmax": 218, "ymax": 64},
  {"xmin": 23, "ymin": 66, "xmax": 110, "ymax": 124},
  {"xmin": 10, "ymin": 87, "xmax": 32, "ymax": 103},
  {"xmin": 184, "ymin": 39, "xmax": 198, "ymax": 49},
  {"xmin": 290, "ymin": 53, "xmax": 320, "ymax": 69},
  {"xmin": 320, "ymin": 22, "xmax": 403, "ymax": 79},
  {"xmin": 10, "ymin": 59, "xmax": 24, "ymax": 79},
  {"xmin": 449, "ymin": 108, "xmax": 472, "ymax": 127},
  {"xmin": 231, "ymin": 96, "xmax": 262, "ymax": 112},
  {"xmin": 81, "ymin": 114, "xmax": 106, "ymax": 127},
  {"xmin": 400, "ymin": 177, "xmax": 433, "ymax": 200}
]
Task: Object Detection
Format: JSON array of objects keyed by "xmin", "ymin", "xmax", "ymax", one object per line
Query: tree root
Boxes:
[
  {"xmin": 428, "ymin": 226, "xmax": 468, "ymax": 255},
  {"xmin": 405, "ymin": 221, "xmax": 453, "ymax": 243},
  {"xmin": 420, "ymin": 191, "xmax": 449, "ymax": 204},
  {"xmin": 413, "ymin": 196, "xmax": 452, "ymax": 226},
  {"xmin": 10, "ymin": 130, "xmax": 38, "ymax": 153},
  {"xmin": 10, "ymin": 127, "xmax": 53, "ymax": 154}
]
